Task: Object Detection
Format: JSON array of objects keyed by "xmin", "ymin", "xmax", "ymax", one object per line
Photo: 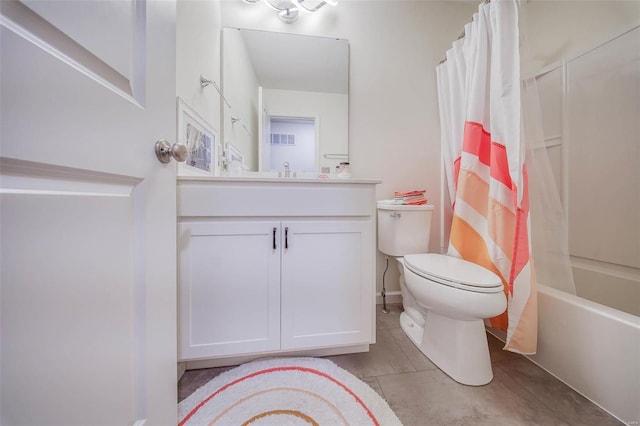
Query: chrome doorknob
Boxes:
[{"xmin": 155, "ymin": 139, "xmax": 187, "ymax": 164}]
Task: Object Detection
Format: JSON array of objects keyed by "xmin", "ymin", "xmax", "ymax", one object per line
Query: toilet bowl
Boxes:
[{"xmin": 377, "ymin": 203, "xmax": 507, "ymax": 386}]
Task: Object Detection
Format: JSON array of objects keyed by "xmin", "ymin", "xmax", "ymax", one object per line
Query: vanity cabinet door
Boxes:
[
  {"xmin": 178, "ymin": 221, "xmax": 281, "ymax": 360},
  {"xmin": 280, "ymin": 220, "xmax": 373, "ymax": 350}
]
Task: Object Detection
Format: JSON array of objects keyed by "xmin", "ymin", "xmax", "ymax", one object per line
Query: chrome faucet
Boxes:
[{"xmin": 283, "ymin": 161, "xmax": 290, "ymax": 178}]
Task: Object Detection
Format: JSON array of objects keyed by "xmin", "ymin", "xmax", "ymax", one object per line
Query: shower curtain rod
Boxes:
[{"xmin": 438, "ymin": 0, "xmax": 491, "ymax": 65}]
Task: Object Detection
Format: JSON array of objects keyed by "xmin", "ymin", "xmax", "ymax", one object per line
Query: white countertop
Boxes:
[{"xmin": 177, "ymin": 175, "xmax": 381, "ymax": 184}]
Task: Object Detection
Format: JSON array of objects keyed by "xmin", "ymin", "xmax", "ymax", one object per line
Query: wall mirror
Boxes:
[{"xmin": 222, "ymin": 27, "xmax": 349, "ymax": 173}]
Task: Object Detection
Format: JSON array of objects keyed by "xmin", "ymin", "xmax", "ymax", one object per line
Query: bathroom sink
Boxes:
[
  {"xmin": 232, "ymin": 171, "xmax": 332, "ymax": 179},
  {"xmin": 227, "ymin": 171, "xmax": 279, "ymax": 178}
]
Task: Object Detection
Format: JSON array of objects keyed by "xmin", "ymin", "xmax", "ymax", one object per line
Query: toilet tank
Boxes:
[{"xmin": 377, "ymin": 203, "xmax": 434, "ymax": 256}]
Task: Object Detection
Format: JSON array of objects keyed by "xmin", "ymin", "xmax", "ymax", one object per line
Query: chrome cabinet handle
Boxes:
[
  {"xmin": 155, "ymin": 139, "xmax": 187, "ymax": 164},
  {"xmin": 285, "ymin": 227, "xmax": 289, "ymax": 249},
  {"xmin": 272, "ymin": 227, "xmax": 277, "ymax": 250}
]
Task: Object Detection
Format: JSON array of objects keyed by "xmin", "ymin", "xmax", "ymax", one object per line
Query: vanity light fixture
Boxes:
[
  {"xmin": 231, "ymin": 116, "xmax": 252, "ymax": 137},
  {"xmin": 200, "ymin": 75, "xmax": 232, "ymax": 108},
  {"xmin": 242, "ymin": 0, "xmax": 337, "ymax": 23}
]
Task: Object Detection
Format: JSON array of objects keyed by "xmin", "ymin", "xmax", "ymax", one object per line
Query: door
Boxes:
[
  {"xmin": 1, "ymin": 1, "xmax": 176, "ymax": 425},
  {"xmin": 280, "ymin": 220, "xmax": 373, "ymax": 350},
  {"xmin": 269, "ymin": 116, "xmax": 318, "ymax": 172},
  {"xmin": 178, "ymin": 221, "xmax": 281, "ymax": 359}
]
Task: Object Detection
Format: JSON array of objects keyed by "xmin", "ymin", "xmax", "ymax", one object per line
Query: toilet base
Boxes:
[{"xmin": 400, "ymin": 310, "xmax": 494, "ymax": 386}]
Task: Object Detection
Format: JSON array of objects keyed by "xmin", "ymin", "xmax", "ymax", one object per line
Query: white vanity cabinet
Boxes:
[
  {"xmin": 177, "ymin": 177, "xmax": 379, "ymax": 365},
  {"xmin": 178, "ymin": 221, "xmax": 281, "ymax": 359},
  {"xmin": 280, "ymin": 220, "xmax": 372, "ymax": 350}
]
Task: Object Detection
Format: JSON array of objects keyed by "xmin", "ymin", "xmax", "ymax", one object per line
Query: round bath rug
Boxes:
[{"xmin": 178, "ymin": 357, "xmax": 403, "ymax": 426}]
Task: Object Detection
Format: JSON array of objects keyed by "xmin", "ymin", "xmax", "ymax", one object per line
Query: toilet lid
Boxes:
[{"xmin": 403, "ymin": 253, "xmax": 504, "ymax": 294}]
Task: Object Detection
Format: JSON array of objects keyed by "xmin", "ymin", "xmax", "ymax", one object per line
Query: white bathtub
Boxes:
[{"xmin": 525, "ymin": 284, "xmax": 640, "ymax": 424}]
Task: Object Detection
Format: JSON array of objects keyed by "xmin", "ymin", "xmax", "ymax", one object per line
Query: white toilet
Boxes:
[{"xmin": 377, "ymin": 203, "xmax": 507, "ymax": 386}]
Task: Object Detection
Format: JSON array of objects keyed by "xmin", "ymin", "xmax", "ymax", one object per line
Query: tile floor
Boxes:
[{"xmin": 178, "ymin": 304, "xmax": 622, "ymax": 425}]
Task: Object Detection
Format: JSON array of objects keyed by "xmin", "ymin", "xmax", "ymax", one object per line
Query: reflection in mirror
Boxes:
[{"xmin": 222, "ymin": 27, "xmax": 349, "ymax": 174}]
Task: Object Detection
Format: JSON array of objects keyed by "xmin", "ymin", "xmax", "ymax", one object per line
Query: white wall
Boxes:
[
  {"xmin": 264, "ymin": 88, "xmax": 348, "ymax": 171},
  {"xmin": 176, "ymin": 0, "xmax": 222, "ymax": 163},
  {"xmin": 222, "ymin": 1, "xmax": 478, "ymax": 294},
  {"xmin": 524, "ymin": 0, "xmax": 640, "ymax": 72}
]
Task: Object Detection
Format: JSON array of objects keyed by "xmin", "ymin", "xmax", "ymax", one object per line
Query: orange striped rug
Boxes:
[{"xmin": 178, "ymin": 357, "xmax": 402, "ymax": 426}]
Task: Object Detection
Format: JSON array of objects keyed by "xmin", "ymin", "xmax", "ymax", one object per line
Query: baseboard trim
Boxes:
[
  {"xmin": 183, "ymin": 344, "xmax": 370, "ymax": 370},
  {"xmin": 376, "ymin": 291, "xmax": 402, "ymax": 305},
  {"xmin": 177, "ymin": 361, "xmax": 186, "ymax": 381}
]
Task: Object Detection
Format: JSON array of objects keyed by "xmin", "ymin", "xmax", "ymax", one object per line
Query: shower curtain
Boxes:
[{"xmin": 436, "ymin": 0, "xmax": 537, "ymax": 354}]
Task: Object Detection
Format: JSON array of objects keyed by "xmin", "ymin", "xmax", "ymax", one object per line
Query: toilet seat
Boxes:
[{"xmin": 404, "ymin": 253, "xmax": 503, "ymax": 294}]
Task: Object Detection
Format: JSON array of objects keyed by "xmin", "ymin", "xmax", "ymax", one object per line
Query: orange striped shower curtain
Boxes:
[{"xmin": 436, "ymin": 0, "xmax": 537, "ymax": 354}]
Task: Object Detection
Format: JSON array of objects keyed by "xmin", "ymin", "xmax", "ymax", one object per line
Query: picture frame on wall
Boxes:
[
  {"xmin": 225, "ymin": 142, "xmax": 244, "ymax": 166},
  {"xmin": 177, "ymin": 97, "xmax": 220, "ymax": 176}
]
